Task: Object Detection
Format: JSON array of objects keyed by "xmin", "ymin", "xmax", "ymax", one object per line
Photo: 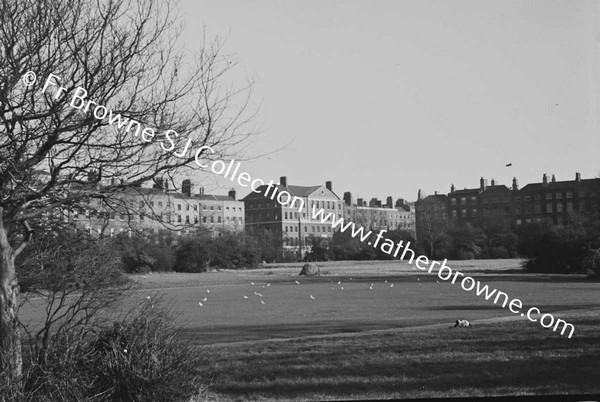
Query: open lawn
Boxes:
[{"xmin": 18, "ymin": 259, "xmax": 600, "ymax": 400}]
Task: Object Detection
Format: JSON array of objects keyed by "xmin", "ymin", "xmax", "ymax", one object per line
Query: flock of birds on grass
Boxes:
[
  {"xmin": 191, "ymin": 275, "xmax": 470, "ymax": 328},
  {"xmin": 195, "ymin": 277, "xmax": 414, "ymax": 307}
]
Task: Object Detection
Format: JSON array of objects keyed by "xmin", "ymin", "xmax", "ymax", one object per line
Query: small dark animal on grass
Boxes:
[{"xmin": 454, "ymin": 319, "xmax": 472, "ymax": 328}]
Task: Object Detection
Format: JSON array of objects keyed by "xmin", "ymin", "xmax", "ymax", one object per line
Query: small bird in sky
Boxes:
[
  {"xmin": 261, "ymin": 300, "xmax": 265, "ymax": 305},
  {"xmin": 341, "ymin": 286, "xmax": 344, "ymax": 290},
  {"xmin": 267, "ymin": 283, "xmax": 270, "ymax": 287},
  {"xmin": 337, "ymin": 281, "xmax": 341, "ymax": 285},
  {"xmin": 390, "ymin": 283, "xmax": 394, "ymax": 288},
  {"xmin": 202, "ymin": 297, "xmax": 207, "ymax": 302},
  {"xmin": 206, "ymin": 289, "xmax": 210, "ymax": 293},
  {"xmin": 198, "ymin": 302, "xmax": 203, "ymax": 307},
  {"xmin": 295, "ymin": 280, "xmax": 300, "ymax": 285},
  {"xmin": 251, "ymin": 282, "xmax": 255, "ymax": 286},
  {"xmin": 310, "ymin": 295, "xmax": 315, "ymax": 300},
  {"xmin": 243, "ymin": 296, "xmax": 248, "ymax": 299},
  {"xmin": 384, "ymin": 280, "xmax": 388, "ymax": 283},
  {"xmin": 254, "ymin": 292, "xmax": 263, "ymax": 297},
  {"xmin": 506, "ymin": 163, "xmax": 512, "ymax": 167}
]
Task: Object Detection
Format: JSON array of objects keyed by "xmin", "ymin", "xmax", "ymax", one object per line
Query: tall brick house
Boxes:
[{"xmin": 242, "ymin": 176, "xmax": 342, "ymax": 258}]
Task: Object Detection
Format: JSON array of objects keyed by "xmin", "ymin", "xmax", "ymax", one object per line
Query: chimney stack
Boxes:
[
  {"xmin": 451, "ymin": 184, "xmax": 455, "ymax": 193},
  {"xmin": 418, "ymin": 189, "xmax": 422, "ymax": 200},
  {"xmin": 386, "ymin": 196, "xmax": 393, "ymax": 208},
  {"xmin": 325, "ymin": 181, "xmax": 332, "ymax": 191},
  {"xmin": 182, "ymin": 179, "xmax": 192, "ymax": 197},
  {"xmin": 491, "ymin": 178, "xmax": 496, "ymax": 186},
  {"xmin": 542, "ymin": 173, "xmax": 548, "ymax": 185},
  {"xmin": 343, "ymin": 191, "xmax": 353, "ymax": 206},
  {"xmin": 480, "ymin": 177, "xmax": 487, "ymax": 191},
  {"xmin": 280, "ymin": 176, "xmax": 287, "ymax": 187},
  {"xmin": 357, "ymin": 198, "xmax": 363, "ymax": 207},
  {"xmin": 512, "ymin": 177, "xmax": 519, "ymax": 191},
  {"xmin": 576, "ymin": 172, "xmax": 581, "ymax": 182},
  {"xmin": 198, "ymin": 187, "xmax": 205, "ymax": 196},
  {"xmin": 551, "ymin": 174, "xmax": 556, "ymax": 183},
  {"xmin": 228, "ymin": 189, "xmax": 236, "ymax": 200}
]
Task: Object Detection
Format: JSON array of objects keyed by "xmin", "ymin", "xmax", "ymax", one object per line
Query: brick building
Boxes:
[
  {"xmin": 416, "ymin": 172, "xmax": 600, "ymax": 238},
  {"xmin": 242, "ymin": 176, "xmax": 342, "ymax": 258}
]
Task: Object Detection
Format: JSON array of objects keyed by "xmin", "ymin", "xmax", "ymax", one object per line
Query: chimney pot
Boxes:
[
  {"xmin": 576, "ymin": 172, "xmax": 581, "ymax": 182},
  {"xmin": 280, "ymin": 176, "xmax": 287, "ymax": 187},
  {"xmin": 543, "ymin": 173, "xmax": 548, "ymax": 185},
  {"xmin": 228, "ymin": 188, "xmax": 236, "ymax": 200},
  {"xmin": 551, "ymin": 174, "xmax": 556, "ymax": 183},
  {"xmin": 325, "ymin": 181, "xmax": 332, "ymax": 191}
]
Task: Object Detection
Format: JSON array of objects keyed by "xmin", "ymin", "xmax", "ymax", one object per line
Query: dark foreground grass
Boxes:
[{"xmin": 194, "ymin": 312, "xmax": 600, "ymax": 401}]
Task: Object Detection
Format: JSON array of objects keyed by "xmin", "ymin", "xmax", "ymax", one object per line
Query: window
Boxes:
[
  {"xmin": 177, "ymin": 215, "xmax": 182, "ymax": 222},
  {"xmin": 158, "ymin": 201, "xmax": 163, "ymax": 207},
  {"xmin": 524, "ymin": 196, "xmax": 531, "ymax": 202},
  {"xmin": 534, "ymin": 194, "xmax": 540, "ymax": 200},
  {"xmin": 239, "ymin": 217, "xmax": 243, "ymax": 223},
  {"xmin": 515, "ymin": 206, "xmax": 522, "ymax": 215},
  {"xmin": 167, "ymin": 201, "xmax": 171, "ymax": 207},
  {"xmin": 312, "ymin": 226, "xmax": 315, "ymax": 232},
  {"xmin": 218, "ymin": 206, "xmax": 222, "ymax": 211},
  {"xmin": 186, "ymin": 205, "xmax": 190, "ymax": 211},
  {"xmin": 140, "ymin": 213, "xmax": 144, "ymax": 221},
  {"xmin": 177, "ymin": 204, "xmax": 181, "ymax": 210},
  {"xmin": 266, "ymin": 213, "xmax": 270, "ymax": 219},
  {"xmin": 226, "ymin": 207, "xmax": 229, "ymax": 211},
  {"xmin": 203, "ymin": 217, "xmax": 207, "ymax": 223},
  {"xmin": 139, "ymin": 201, "xmax": 144, "ymax": 208},
  {"xmin": 546, "ymin": 203, "xmax": 553, "ymax": 213},
  {"xmin": 556, "ymin": 203, "xmax": 563, "ymax": 213},
  {"xmin": 524, "ymin": 205, "xmax": 531, "ymax": 214},
  {"xmin": 534, "ymin": 204, "xmax": 541, "ymax": 214},
  {"xmin": 451, "ymin": 198, "xmax": 457, "ymax": 206},
  {"xmin": 186, "ymin": 215, "xmax": 190, "ymax": 223},
  {"xmin": 567, "ymin": 202, "xmax": 573, "ymax": 212},
  {"xmin": 514, "ymin": 196, "xmax": 520, "ymax": 202},
  {"xmin": 471, "ymin": 197, "xmax": 476, "ymax": 204},
  {"xmin": 194, "ymin": 217, "xmax": 198, "ymax": 224},
  {"xmin": 482, "ymin": 198, "xmax": 488, "ymax": 204},
  {"xmin": 451, "ymin": 210, "xmax": 457, "ymax": 217},
  {"xmin": 327, "ymin": 201, "xmax": 330, "ymax": 209},
  {"xmin": 210, "ymin": 216, "xmax": 214, "ymax": 223},
  {"xmin": 492, "ymin": 197, "xmax": 498, "ymax": 203},
  {"xmin": 472, "ymin": 209, "xmax": 477, "ymax": 217},
  {"xmin": 294, "ymin": 226, "xmax": 298, "ymax": 232},
  {"xmin": 556, "ymin": 192, "xmax": 562, "ymax": 200},
  {"xmin": 203, "ymin": 204, "xmax": 206, "ymax": 210},
  {"xmin": 546, "ymin": 193, "xmax": 552, "ymax": 200},
  {"xmin": 217, "ymin": 217, "xmax": 221, "ymax": 223},
  {"xmin": 566, "ymin": 192, "xmax": 573, "ymax": 199},
  {"xmin": 461, "ymin": 197, "xmax": 466, "ymax": 204},
  {"xmin": 462, "ymin": 209, "xmax": 466, "ymax": 216},
  {"xmin": 317, "ymin": 226, "xmax": 320, "ymax": 232},
  {"xmin": 285, "ymin": 212, "xmax": 288, "ymax": 219},
  {"xmin": 210, "ymin": 206, "xmax": 214, "ymax": 210},
  {"xmin": 193, "ymin": 205, "xmax": 197, "ymax": 211},
  {"xmin": 150, "ymin": 201, "xmax": 154, "ymax": 207},
  {"xmin": 285, "ymin": 226, "xmax": 288, "ymax": 232},
  {"xmin": 516, "ymin": 219, "xmax": 522, "ymax": 225}
]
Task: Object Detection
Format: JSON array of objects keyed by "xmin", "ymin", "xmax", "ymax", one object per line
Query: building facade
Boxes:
[
  {"xmin": 242, "ymin": 176, "xmax": 343, "ymax": 257},
  {"xmin": 70, "ymin": 178, "xmax": 245, "ymax": 238},
  {"xmin": 342, "ymin": 192, "xmax": 415, "ymax": 233},
  {"xmin": 415, "ymin": 172, "xmax": 600, "ymax": 238}
]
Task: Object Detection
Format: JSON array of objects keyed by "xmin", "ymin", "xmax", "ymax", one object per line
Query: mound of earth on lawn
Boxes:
[{"xmin": 299, "ymin": 263, "xmax": 321, "ymax": 276}]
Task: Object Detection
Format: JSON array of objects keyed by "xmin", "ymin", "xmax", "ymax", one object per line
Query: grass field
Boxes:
[{"xmin": 18, "ymin": 259, "xmax": 600, "ymax": 400}]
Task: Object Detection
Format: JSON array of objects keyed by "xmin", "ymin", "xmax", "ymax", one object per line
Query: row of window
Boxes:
[
  {"xmin": 246, "ymin": 200, "xmax": 342, "ymax": 210},
  {"xmin": 141, "ymin": 201, "xmax": 242, "ymax": 212},
  {"xmin": 451, "ymin": 191, "xmax": 581, "ymax": 206},
  {"xmin": 284, "ymin": 225, "xmax": 333, "ymax": 234}
]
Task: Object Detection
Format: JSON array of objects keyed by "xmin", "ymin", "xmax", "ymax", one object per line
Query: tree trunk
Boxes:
[{"xmin": 0, "ymin": 211, "xmax": 23, "ymax": 378}]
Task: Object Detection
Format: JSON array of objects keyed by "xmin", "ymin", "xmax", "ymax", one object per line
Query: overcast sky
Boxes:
[{"xmin": 179, "ymin": 0, "xmax": 599, "ymax": 202}]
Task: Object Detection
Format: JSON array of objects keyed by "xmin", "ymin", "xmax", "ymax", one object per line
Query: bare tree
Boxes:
[
  {"xmin": 416, "ymin": 196, "xmax": 452, "ymax": 258},
  {"xmin": 0, "ymin": 0, "xmax": 255, "ymax": 377}
]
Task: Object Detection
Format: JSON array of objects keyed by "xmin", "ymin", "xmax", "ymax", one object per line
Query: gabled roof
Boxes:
[{"xmin": 242, "ymin": 183, "xmax": 340, "ymax": 201}]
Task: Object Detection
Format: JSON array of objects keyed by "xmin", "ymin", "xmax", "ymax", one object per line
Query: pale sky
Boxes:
[{"xmin": 179, "ymin": 0, "xmax": 600, "ymax": 202}]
